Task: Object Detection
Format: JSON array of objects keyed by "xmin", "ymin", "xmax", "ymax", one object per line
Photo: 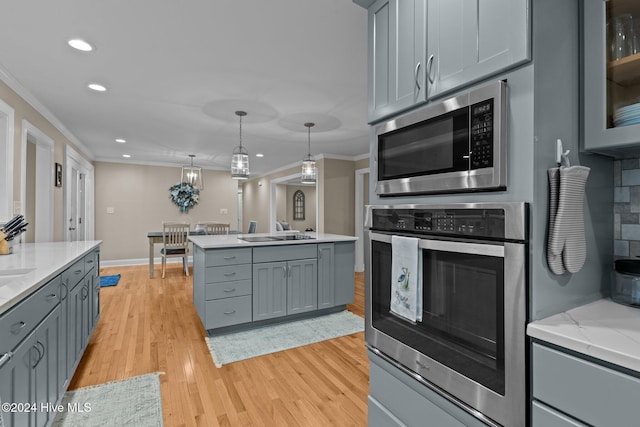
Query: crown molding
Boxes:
[{"xmin": 0, "ymin": 65, "xmax": 94, "ymax": 160}]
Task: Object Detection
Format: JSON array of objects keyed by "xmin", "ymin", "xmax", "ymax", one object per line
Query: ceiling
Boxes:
[{"xmin": 0, "ymin": 0, "xmax": 369, "ymax": 177}]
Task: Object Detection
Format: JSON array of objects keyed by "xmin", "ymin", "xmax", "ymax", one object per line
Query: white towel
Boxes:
[{"xmin": 390, "ymin": 236, "xmax": 422, "ymax": 323}]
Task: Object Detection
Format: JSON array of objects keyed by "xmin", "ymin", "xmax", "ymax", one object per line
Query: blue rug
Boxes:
[{"xmin": 100, "ymin": 274, "xmax": 121, "ymax": 287}]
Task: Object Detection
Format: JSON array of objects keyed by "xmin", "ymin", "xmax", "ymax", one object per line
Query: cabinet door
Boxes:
[
  {"xmin": 318, "ymin": 244, "xmax": 335, "ymax": 309},
  {"xmin": 33, "ymin": 307, "xmax": 61, "ymax": 427},
  {"xmin": 0, "ymin": 332, "xmax": 36, "ymax": 427},
  {"xmin": 253, "ymin": 262, "xmax": 287, "ymax": 321},
  {"xmin": 583, "ymin": 0, "xmax": 640, "ymax": 152},
  {"xmin": 80, "ymin": 278, "xmax": 92, "ymax": 351},
  {"xmin": 287, "ymin": 259, "xmax": 318, "ymax": 315},
  {"xmin": 91, "ymin": 274, "xmax": 100, "ymax": 332},
  {"xmin": 427, "ymin": 0, "xmax": 529, "ymax": 98},
  {"xmin": 334, "ymin": 242, "xmax": 356, "ymax": 306},
  {"xmin": 68, "ymin": 279, "xmax": 85, "ymax": 376},
  {"xmin": 58, "ymin": 279, "xmax": 69, "ymax": 393},
  {"xmin": 368, "ymin": 0, "xmax": 427, "ymax": 123}
]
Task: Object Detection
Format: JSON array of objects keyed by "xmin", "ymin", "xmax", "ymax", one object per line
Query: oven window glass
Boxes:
[
  {"xmin": 377, "ymin": 108, "xmax": 469, "ymax": 181},
  {"xmin": 371, "ymin": 240, "xmax": 505, "ymax": 395}
]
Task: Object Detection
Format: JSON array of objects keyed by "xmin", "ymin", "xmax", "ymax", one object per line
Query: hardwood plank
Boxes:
[{"xmin": 69, "ymin": 265, "xmax": 368, "ymax": 426}]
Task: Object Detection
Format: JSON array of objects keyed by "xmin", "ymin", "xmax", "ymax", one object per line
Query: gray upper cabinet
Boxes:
[
  {"xmin": 368, "ymin": 0, "xmax": 427, "ymax": 123},
  {"xmin": 583, "ymin": 0, "xmax": 640, "ymax": 155},
  {"xmin": 427, "ymin": 0, "xmax": 530, "ymax": 99}
]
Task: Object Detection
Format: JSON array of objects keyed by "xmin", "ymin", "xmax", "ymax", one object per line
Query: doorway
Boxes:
[
  {"xmin": 0, "ymin": 100, "xmax": 14, "ymax": 224},
  {"xmin": 269, "ymin": 173, "xmax": 318, "ymax": 234},
  {"xmin": 65, "ymin": 145, "xmax": 94, "ymax": 241},
  {"xmin": 21, "ymin": 120, "xmax": 53, "ymax": 242}
]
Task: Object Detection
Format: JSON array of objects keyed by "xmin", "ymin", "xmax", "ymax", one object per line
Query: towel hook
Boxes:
[{"xmin": 556, "ymin": 139, "xmax": 571, "ymax": 167}]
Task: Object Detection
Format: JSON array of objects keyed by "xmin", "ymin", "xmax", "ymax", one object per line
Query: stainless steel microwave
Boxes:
[{"xmin": 375, "ymin": 80, "xmax": 507, "ymax": 196}]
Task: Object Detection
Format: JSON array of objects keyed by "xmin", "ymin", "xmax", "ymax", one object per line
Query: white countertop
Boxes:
[
  {"xmin": 189, "ymin": 232, "xmax": 357, "ymax": 249},
  {"xmin": 527, "ymin": 298, "xmax": 640, "ymax": 373},
  {"xmin": 0, "ymin": 241, "xmax": 102, "ymax": 315}
]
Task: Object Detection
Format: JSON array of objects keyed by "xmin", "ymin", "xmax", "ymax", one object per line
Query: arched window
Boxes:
[{"xmin": 293, "ymin": 190, "xmax": 305, "ymax": 220}]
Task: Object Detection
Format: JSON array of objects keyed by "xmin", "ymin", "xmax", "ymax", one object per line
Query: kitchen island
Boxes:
[{"xmin": 189, "ymin": 233, "xmax": 356, "ymax": 333}]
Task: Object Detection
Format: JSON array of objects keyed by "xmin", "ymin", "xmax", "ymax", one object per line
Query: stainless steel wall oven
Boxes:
[{"xmin": 365, "ymin": 202, "xmax": 527, "ymax": 427}]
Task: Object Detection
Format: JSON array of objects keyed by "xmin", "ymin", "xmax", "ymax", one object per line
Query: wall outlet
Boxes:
[
  {"xmin": 220, "ymin": 208, "xmax": 228, "ymax": 215},
  {"xmin": 106, "ymin": 207, "xmax": 115, "ymax": 214}
]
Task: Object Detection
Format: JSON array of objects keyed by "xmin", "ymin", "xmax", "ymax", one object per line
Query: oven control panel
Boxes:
[{"xmin": 372, "ymin": 208, "xmax": 505, "ymax": 239}]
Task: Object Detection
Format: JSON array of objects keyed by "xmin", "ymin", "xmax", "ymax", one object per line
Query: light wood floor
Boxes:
[{"xmin": 70, "ymin": 264, "xmax": 368, "ymax": 427}]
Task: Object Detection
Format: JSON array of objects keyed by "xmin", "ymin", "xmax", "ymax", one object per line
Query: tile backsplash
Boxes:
[{"xmin": 614, "ymin": 158, "xmax": 640, "ymax": 258}]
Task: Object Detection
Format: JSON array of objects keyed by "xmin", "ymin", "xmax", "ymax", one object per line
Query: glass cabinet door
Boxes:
[
  {"xmin": 584, "ymin": 0, "xmax": 640, "ymax": 152},
  {"xmin": 606, "ymin": 0, "xmax": 640, "ymax": 130}
]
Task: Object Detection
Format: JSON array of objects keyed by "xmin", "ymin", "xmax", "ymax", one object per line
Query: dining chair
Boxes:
[
  {"xmin": 196, "ymin": 222, "xmax": 230, "ymax": 235},
  {"xmin": 248, "ymin": 220, "xmax": 257, "ymax": 233},
  {"xmin": 161, "ymin": 221, "xmax": 190, "ymax": 278}
]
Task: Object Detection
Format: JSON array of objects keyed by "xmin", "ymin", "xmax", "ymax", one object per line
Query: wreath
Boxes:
[{"xmin": 169, "ymin": 182, "xmax": 199, "ymax": 212}]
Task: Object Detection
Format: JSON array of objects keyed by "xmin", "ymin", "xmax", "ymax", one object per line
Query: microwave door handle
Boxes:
[{"xmin": 419, "ymin": 239, "xmax": 504, "ymax": 258}]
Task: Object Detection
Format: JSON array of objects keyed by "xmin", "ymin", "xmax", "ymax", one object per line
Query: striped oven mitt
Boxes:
[{"xmin": 548, "ymin": 165, "xmax": 591, "ymax": 274}]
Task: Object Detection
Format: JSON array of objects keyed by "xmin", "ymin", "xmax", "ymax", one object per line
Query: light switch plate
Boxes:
[
  {"xmin": 220, "ymin": 208, "xmax": 228, "ymax": 215},
  {"xmin": 106, "ymin": 207, "xmax": 115, "ymax": 214}
]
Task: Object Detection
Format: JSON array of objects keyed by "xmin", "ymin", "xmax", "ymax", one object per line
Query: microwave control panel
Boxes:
[
  {"xmin": 470, "ymin": 99, "xmax": 494, "ymax": 170},
  {"xmin": 372, "ymin": 208, "xmax": 505, "ymax": 239}
]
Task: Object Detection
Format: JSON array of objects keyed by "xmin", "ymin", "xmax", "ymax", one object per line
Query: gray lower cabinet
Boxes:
[
  {"xmin": 368, "ymin": 350, "xmax": 489, "ymax": 427},
  {"xmin": 532, "ymin": 342, "xmax": 640, "ymax": 426},
  {"xmin": 0, "ymin": 246, "xmax": 100, "ymax": 427},
  {"xmin": 318, "ymin": 242, "xmax": 355, "ymax": 309},
  {"xmin": 193, "ymin": 246, "xmax": 253, "ymax": 329}
]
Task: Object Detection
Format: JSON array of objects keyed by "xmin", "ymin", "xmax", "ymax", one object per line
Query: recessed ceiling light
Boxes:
[
  {"xmin": 88, "ymin": 83, "xmax": 107, "ymax": 92},
  {"xmin": 115, "ymin": 138, "xmax": 126, "ymax": 143},
  {"xmin": 256, "ymin": 153, "xmax": 264, "ymax": 157},
  {"xmin": 122, "ymin": 154, "xmax": 131, "ymax": 158},
  {"xmin": 68, "ymin": 39, "xmax": 94, "ymax": 52}
]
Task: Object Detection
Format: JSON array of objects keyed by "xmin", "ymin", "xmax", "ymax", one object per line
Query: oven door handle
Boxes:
[{"xmin": 369, "ymin": 232, "xmax": 504, "ymax": 258}]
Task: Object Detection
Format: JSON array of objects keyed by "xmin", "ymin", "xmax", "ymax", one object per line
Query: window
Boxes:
[{"xmin": 293, "ymin": 190, "xmax": 305, "ymax": 220}]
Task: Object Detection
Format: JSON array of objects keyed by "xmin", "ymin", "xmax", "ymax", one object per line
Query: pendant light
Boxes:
[
  {"xmin": 231, "ymin": 111, "xmax": 250, "ymax": 180},
  {"xmin": 301, "ymin": 122, "xmax": 317, "ymax": 184},
  {"xmin": 181, "ymin": 154, "xmax": 204, "ymax": 189}
]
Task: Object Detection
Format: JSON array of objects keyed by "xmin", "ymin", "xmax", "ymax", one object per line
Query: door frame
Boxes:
[
  {"xmin": 0, "ymin": 99, "xmax": 14, "ymax": 223},
  {"xmin": 355, "ymin": 168, "xmax": 370, "ymax": 272},
  {"xmin": 64, "ymin": 145, "xmax": 95, "ymax": 241},
  {"xmin": 21, "ymin": 120, "xmax": 53, "ymax": 242}
]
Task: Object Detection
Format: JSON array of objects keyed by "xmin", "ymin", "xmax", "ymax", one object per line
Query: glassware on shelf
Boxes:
[{"xmin": 612, "ymin": 14, "xmax": 634, "ymax": 61}]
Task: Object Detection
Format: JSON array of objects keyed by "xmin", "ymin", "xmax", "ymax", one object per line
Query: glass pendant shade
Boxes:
[
  {"xmin": 231, "ymin": 111, "xmax": 250, "ymax": 180},
  {"xmin": 181, "ymin": 155, "xmax": 204, "ymax": 189},
  {"xmin": 301, "ymin": 122, "xmax": 316, "ymax": 184}
]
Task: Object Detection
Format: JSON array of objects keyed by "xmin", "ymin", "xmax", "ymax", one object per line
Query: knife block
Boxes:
[{"xmin": 0, "ymin": 231, "xmax": 11, "ymax": 255}]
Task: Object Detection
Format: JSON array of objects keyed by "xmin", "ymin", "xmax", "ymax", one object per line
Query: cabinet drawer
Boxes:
[
  {"xmin": 205, "ymin": 295, "xmax": 252, "ymax": 329},
  {"xmin": 84, "ymin": 250, "xmax": 99, "ymax": 276},
  {"xmin": 532, "ymin": 401, "xmax": 587, "ymax": 427},
  {"xmin": 62, "ymin": 258, "xmax": 85, "ymax": 290},
  {"xmin": 205, "ymin": 280, "xmax": 252, "ymax": 300},
  {"xmin": 253, "ymin": 244, "xmax": 317, "ymax": 263},
  {"xmin": 205, "ymin": 264, "xmax": 252, "ymax": 283},
  {"xmin": 368, "ymin": 396, "xmax": 407, "ymax": 427},
  {"xmin": 0, "ymin": 275, "xmax": 61, "ymax": 355},
  {"xmin": 532, "ymin": 343, "xmax": 640, "ymax": 427},
  {"xmin": 205, "ymin": 248, "xmax": 252, "ymax": 267}
]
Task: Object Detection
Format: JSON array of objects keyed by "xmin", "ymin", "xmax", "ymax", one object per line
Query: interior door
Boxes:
[{"xmin": 67, "ymin": 166, "xmax": 85, "ymax": 242}]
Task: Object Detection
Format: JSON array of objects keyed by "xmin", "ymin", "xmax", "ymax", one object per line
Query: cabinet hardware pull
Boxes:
[
  {"xmin": 46, "ymin": 293, "xmax": 58, "ymax": 301},
  {"xmin": 223, "ymin": 256, "xmax": 236, "ymax": 260},
  {"xmin": 223, "ymin": 310, "xmax": 236, "ymax": 315},
  {"xmin": 426, "ymin": 54, "xmax": 435, "ymax": 84},
  {"xmin": 86, "ymin": 260, "xmax": 93, "ymax": 264},
  {"xmin": 416, "ymin": 360, "xmax": 430, "ymax": 370},
  {"xmin": 223, "ymin": 272, "xmax": 236, "ymax": 277},
  {"xmin": 36, "ymin": 341, "xmax": 46, "ymax": 364},
  {"xmin": 0, "ymin": 352, "xmax": 12, "ymax": 368},
  {"xmin": 31, "ymin": 344, "xmax": 42, "ymax": 368},
  {"xmin": 415, "ymin": 62, "xmax": 422, "ymax": 91},
  {"xmin": 223, "ymin": 288, "xmax": 236, "ymax": 293},
  {"xmin": 10, "ymin": 321, "xmax": 26, "ymax": 334},
  {"xmin": 61, "ymin": 283, "xmax": 68, "ymax": 300},
  {"xmin": 74, "ymin": 269, "xmax": 83, "ymax": 274}
]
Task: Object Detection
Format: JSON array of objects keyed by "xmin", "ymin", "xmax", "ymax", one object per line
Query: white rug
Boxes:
[
  {"xmin": 52, "ymin": 373, "xmax": 163, "ymax": 427},
  {"xmin": 206, "ymin": 310, "xmax": 364, "ymax": 367}
]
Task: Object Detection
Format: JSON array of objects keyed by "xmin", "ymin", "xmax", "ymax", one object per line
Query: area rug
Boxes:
[
  {"xmin": 99, "ymin": 274, "xmax": 121, "ymax": 287},
  {"xmin": 205, "ymin": 310, "xmax": 364, "ymax": 368},
  {"xmin": 52, "ymin": 373, "xmax": 163, "ymax": 427}
]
